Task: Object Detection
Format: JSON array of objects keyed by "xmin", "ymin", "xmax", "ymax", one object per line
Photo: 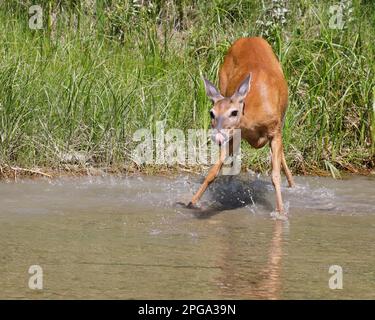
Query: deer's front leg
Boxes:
[
  {"xmin": 270, "ymin": 134, "xmax": 285, "ymax": 215},
  {"xmin": 188, "ymin": 148, "xmax": 227, "ymax": 208}
]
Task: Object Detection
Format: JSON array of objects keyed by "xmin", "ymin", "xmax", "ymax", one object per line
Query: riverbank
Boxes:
[{"xmin": 1, "ymin": 162, "xmax": 374, "ymax": 182}]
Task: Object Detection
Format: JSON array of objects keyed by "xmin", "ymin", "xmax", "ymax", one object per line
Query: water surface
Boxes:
[{"xmin": 0, "ymin": 174, "xmax": 374, "ymax": 299}]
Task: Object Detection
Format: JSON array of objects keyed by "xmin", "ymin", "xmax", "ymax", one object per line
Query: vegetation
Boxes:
[{"xmin": 0, "ymin": 0, "xmax": 374, "ymax": 179}]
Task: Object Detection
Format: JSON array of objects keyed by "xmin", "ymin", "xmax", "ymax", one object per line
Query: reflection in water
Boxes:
[
  {"xmin": 189, "ymin": 176, "xmax": 285, "ymax": 299},
  {"xmin": 218, "ymin": 220, "xmax": 284, "ymax": 299},
  {"xmin": 258, "ymin": 221, "xmax": 283, "ymax": 299}
]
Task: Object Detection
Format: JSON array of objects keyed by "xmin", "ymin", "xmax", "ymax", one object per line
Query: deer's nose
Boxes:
[
  {"xmin": 215, "ymin": 116, "xmax": 224, "ymax": 131},
  {"xmin": 215, "ymin": 132, "xmax": 225, "ymax": 145}
]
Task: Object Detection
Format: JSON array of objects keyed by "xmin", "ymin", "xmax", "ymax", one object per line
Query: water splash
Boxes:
[{"xmin": 1, "ymin": 174, "xmax": 374, "ymax": 217}]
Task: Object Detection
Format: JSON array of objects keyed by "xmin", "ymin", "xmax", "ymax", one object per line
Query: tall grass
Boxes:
[{"xmin": 0, "ymin": 0, "xmax": 374, "ymax": 177}]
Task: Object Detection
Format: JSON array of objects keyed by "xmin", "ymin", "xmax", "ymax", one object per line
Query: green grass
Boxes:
[{"xmin": 0, "ymin": 0, "xmax": 374, "ymax": 178}]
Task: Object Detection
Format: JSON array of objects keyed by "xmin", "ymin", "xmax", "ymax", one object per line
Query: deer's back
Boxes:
[{"xmin": 219, "ymin": 37, "xmax": 288, "ymax": 137}]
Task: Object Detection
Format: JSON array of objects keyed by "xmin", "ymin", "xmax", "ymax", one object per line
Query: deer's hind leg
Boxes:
[{"xmin": 281, "ymin": 149, "xmax": 295, "ymax": 188}]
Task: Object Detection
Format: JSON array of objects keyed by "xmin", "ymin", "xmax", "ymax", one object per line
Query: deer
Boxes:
[{"xmin": 187, "ymin": 37, "xmax": 295, "ymax": 219}]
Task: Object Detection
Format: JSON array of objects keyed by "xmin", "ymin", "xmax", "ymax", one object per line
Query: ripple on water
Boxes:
[{"xmin": 0, "ymin": 174, "xmax": 374, "ymax": 216}]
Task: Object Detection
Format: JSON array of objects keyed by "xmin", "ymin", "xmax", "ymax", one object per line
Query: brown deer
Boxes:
[{"xmin": 188, "ymin": 37, "xmax": 295, "ymax": 219}]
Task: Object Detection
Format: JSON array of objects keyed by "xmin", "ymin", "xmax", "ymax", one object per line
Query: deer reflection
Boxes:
[
  {"xmin": 218, "ymin": 220, "xmax": 285, "ymax": 299},
  {"xmin": 187, "ymin": 175, "xmax": 286, "ymax": 299},
  {"xmin": 255, "ymin": 220, "xmax": 284, "ymax": 299}
]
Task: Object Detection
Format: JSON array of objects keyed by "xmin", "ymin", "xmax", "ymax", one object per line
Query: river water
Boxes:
[{"xmin": 0, "ymin": 174, "xmax": 374, "ymax": 299}]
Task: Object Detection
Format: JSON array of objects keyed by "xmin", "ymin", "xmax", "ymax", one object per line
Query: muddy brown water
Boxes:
[{"xmin": 0, "ymin": 174, "xmax": 374, "ymax": 299}]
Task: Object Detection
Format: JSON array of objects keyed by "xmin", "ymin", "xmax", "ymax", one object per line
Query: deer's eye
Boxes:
[
  {"xmin": 209, "ymin": 111, "xmax": 215, "ymax": 119},
  {"xmin": 230, "ymin": 110, "xmax": 238, "ymax": 117}
]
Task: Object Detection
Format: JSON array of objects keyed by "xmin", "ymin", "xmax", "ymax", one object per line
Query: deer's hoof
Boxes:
[
  {"xmin": 175, "ymin": 201, "xmax": 200, "ymax": 210},
  {"xmin": 270, "ymin": 211, "xmax": 288, "ymax": 221},
  {"xmin": 186, "ymin": 202, "xmax": 199, "ymax": 209}
]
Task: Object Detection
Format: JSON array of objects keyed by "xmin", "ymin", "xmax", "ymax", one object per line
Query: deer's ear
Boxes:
[
  {"xmin": 232, "ymin": 73, "xmax": 252, "ymax": 101},
  {"xmin": 203, "ymin": 78, "xmax": 223, "ymax": 103}
]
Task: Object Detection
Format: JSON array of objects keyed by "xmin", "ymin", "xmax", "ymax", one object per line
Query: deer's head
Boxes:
[{"xmin": 203, "ymin": 74, "xmax": 252, "ymax": 145}]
